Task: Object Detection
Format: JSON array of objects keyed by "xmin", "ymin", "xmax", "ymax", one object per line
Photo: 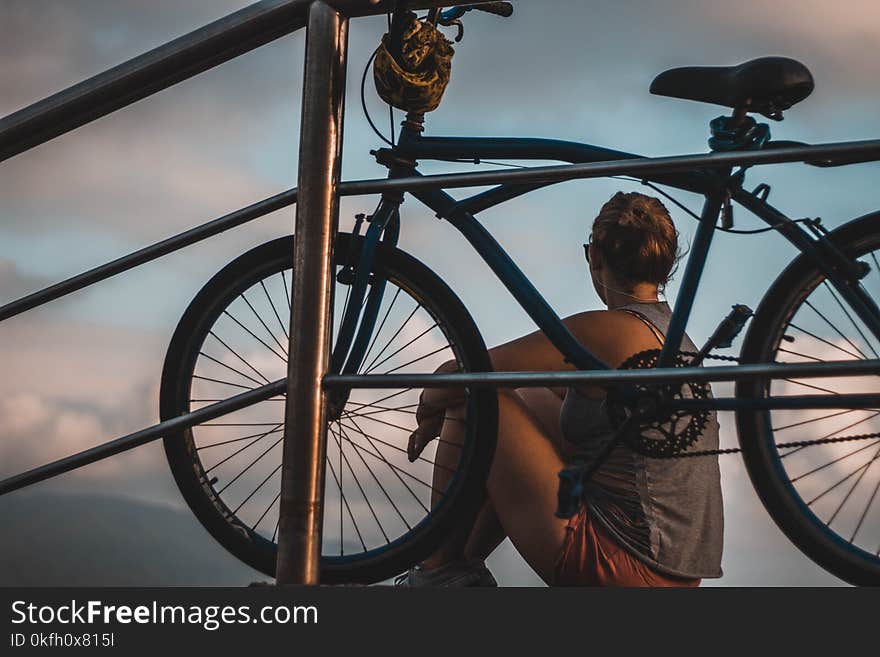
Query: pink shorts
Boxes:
[{"xmin": 552, "ymin": 504, "xmax": 701, "ymax": 587}]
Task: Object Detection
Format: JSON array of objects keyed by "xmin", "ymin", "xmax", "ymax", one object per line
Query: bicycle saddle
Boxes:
[{"xmin": 650, "ymin": 56, "xmax": 814, "ymax": 119}]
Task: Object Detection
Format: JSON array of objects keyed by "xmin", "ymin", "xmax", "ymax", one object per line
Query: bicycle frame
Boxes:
[{"xmin": 333, "ymin": 121, "xmax": 880, "ymax": 396}]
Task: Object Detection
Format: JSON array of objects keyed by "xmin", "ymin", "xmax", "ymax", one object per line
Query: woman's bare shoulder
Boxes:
[
  {"xmin": 563, "ymin": 308, "xmax": 663, "ymax": 366},
  {"xmin": 563, "ymin": 307, "xmax": 657, "ymax": 333}
]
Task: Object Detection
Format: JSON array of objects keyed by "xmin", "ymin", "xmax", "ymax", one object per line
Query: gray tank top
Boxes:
[{"xmin": 558, "ymin": 300, "xmax": 724, "ymax": 579}]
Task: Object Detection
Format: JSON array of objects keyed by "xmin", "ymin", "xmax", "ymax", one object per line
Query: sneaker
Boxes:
[{"xmin": 394, "ymin": 560, "xmax": 498, "ymax": 587}]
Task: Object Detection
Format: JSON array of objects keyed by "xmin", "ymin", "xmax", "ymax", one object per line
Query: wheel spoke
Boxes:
[
  {"xmin": 849, "ymin": 461, "xmax": 880, "ymax": 543},
  {"xmin": 346, "ymin": 387, "xmax": 412, "ymax": 410},
  {"xmin": 336, "ymin": 429, "xmax": 441, "ymax": 494},
  {"xmin": 208, "ymin": 330, "xmax": 272, "ymax": 384},
  {"xmin": 261, "ymin": 279, "xmax": 290, "ymax": 342},
  {"xmin": 346, "ymin": 400, "xmax": 420, "ymax": 416},
  {"xmin": 192, "ymin": 374, "xmax": 254, "ymax": 391},
  {"xmin": 241, "ymin": 290, "xmax": 289, "ymax": 356},
  {"xmin": 788, "ymin": 322, "xmax": 864, "ymax": 360},
  {"xmin": 804, "ymin": 442, "xmax": 880, "ymax": 507},
  {"xmin": 826, "ymin": 445, "xmax": 880, "ymax": 527},
  {"xmin": 222, "ymin": 309, "xmax": 287, "ymax": 363},
  {"xmin": 253, "ymin": 490, "xmax": 280, "ymax": 533},
  {"xmin": 375, "ymin": 344, "xmax": 451, "ymax": 376},
  {"xmin": 232, "ymin": 462, "xmax": 282, "ymax": 516},
  {"xmin": 774, "ymin": 409, "xmax": 865, "ymax": 433},
  {"xmin": 335, "ymin": 422, "xmax": 412, "ymax": 530},
  {"xmin": 822, "ymin": 281, "xmax": 879, "ymax": 359},
  {"xmin": 804, "ymin": 298, "xmax": 869, "ymax": 360},
  {"xmin": 327, "ymin": 426, "xmax": 389, "ymax": 544},
  {"xmin": 364, "ymin": 323, "xmax": 440, "ymax": 374},
  {"xmin": 191, "ymin": 397, "xmax": 285, "ymax": 403},
  {"xmin": 197, "ymin": 425, "xmax": 283, "ymax": 451},
  {"xmin": 281, "ymin": 271, "xmax": 291, "ymax": 312},
  {"xmin": 202, "ymin": 422, "xmax": 283, "ymax": 427},
  {"xmin": 340, "ymin": 412, "xmax": 456, "ymax": 473},
  {"xmin": 205, "ymin": 425, "xmax": 280, "ymax": 474},
  {"xmin": 347, "ymin": 401, "xmax": 466, "ymax": 425},
  {"xmin": 782, "ymin": 411, "xmax": 880, "ymax": 461},
  {"xmin": 793, "ymin": 435, "xmax": 880, "ymax": 484},
  {"xmin": 325, "ymin": 452, "xmax": 367, "ymax": 552},
  {"xmin": 362, "ymin": 287, "xmax": 402, "ymax": 369},
  {"xmin": 362, "ymin": 302, "xmax": 420, "ymax": 373},
  {"xmin": 342, "ymin": 409, "xmax": 465, "ymax": 449},
  {"xmin": 216, "ymin": 435, "xmax": 284, "ymax": 495},
  {"xmin": 777, "ymin": 348, "xmax": 825, "ymax": 363},
  {"xmin": 779, "ymin": 377, "xmax": 840, "ymax": 396},
  {"xmin": 337, "ymin": 420, "xmax": 344, "ymax": 555},
  {"xmin": 340, "ymin": 414, "xmax": 431, "ymax": 512},
  {"xmin": 198, "ymin": 351, "xmax": 267, "ymax": 388}
]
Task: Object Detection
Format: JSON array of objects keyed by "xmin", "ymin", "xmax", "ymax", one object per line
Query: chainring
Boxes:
[{"xmin": 607, "ymin": 349, "xmax": 712, "ymax": 458}]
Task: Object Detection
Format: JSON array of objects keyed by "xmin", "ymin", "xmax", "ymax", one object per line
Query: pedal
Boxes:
[{"xmin": 691, "ymin": 304, "xmax": 753, "ymax": 365}]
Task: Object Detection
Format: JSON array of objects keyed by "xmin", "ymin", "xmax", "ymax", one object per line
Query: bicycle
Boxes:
[{"xmin": 158, "ymin": 4, "xmax": 880, "ymax": 585}]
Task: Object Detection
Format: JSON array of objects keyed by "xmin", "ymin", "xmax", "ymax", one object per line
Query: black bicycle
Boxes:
[{"xmin": 159, "ymin": 4, "xmax": 880, "ymax": 585}]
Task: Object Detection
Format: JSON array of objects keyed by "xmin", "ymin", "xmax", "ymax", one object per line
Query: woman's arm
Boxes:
[
  {"xmin": 433, "ymin": 308, "xmax": 663, "ymax": 395},
  {"xmin": 407, "ymin": 309, "xmax": 662, "ymax": 460},
  {"xmin": 427, "ymin": 310, "xmax": 616, "ymax": 408}
]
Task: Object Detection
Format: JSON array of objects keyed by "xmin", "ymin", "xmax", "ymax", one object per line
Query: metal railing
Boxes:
[{"xmin": 2, "ymin": 0, "xmax": 879, "ymax": 585}]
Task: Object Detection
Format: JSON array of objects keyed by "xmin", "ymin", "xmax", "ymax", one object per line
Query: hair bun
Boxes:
[{"xmin": 590, "ymin": 192, "xmax": 681, "ymax": 290}]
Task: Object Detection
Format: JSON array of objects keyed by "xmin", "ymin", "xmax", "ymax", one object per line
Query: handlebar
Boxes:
[
  {"xmin": 440, "ymin": 3, "xmax": 514, "ymax": 22},
  {"xmin": 470, "ymin": 2, "xmax": 514, "ymax": 17}
]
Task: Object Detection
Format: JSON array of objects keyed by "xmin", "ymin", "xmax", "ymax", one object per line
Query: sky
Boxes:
[{"xmin": 2, "ymin": 0, "xmax": 880, "ymax": 586}]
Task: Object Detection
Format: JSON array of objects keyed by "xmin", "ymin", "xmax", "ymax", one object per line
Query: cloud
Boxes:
[
  {"xmin": 0, "ymin": 128, "xmax": 279, "ymax": 237},
  {"xmin": 0, "ymin": 314, "xmax": 175, "ymax": 504}
]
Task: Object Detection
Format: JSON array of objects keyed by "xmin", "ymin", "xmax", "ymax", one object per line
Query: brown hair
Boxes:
[{"xmin": 590, "ymin": 191, "xmax": 681, "ymax": 290}]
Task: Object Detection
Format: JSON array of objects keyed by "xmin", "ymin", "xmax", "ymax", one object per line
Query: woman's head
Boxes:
[{"xmin": 587, "ymin": 191, "xmax": 680, "ymax": 305}]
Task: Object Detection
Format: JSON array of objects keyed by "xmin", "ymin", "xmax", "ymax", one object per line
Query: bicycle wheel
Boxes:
[
  {"xmin": 736, "ymin": 212, "xmax": 880, "ymax": 585},
  {"xmin": 160, "ymin": 233, "xmax": 497, "ymax": 584}
]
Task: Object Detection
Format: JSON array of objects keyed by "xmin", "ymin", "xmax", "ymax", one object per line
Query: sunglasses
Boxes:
[{"xmin": 583, "ymin": 235, "xmax": 593, "ymax": 264}]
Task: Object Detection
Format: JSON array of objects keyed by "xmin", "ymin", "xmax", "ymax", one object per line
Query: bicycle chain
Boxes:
[
  {"xmin": 622, "ymin": 350, "xmax": 880, "ymax": 459},
  {"xmin": 659, "ymin": 430, "xmax": 880, "ymax": 459}
]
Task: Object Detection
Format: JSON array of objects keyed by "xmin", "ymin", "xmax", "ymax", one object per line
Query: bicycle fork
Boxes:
[{"xmin": 326, "ymin": 198, "xmax": 401, "ymax": 420}]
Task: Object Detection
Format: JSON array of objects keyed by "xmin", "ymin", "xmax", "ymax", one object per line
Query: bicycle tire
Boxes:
[
  {"xmin": 736, "ymin": 212, "xmax": 880, "ymax": 585},
  {"xmin": 160, "ymin": 233, "xmax": 497, "ymax": 584}
]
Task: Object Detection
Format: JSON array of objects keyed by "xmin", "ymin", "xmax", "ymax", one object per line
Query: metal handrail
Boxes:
[
  {"xmin": 324, "ymin": 358, "xmax": 880, "ymax": 388},
  {"xmin": 1, "ymin": 358, "xmax": 876, "ymax": 498}
]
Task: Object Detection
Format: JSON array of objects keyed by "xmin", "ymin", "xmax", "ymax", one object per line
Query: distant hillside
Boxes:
[{"xmin": 0, "ymin": 491, "xmax": 265, "ymax": 586}]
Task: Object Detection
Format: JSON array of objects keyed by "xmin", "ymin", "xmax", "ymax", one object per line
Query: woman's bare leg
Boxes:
[
  {"xmin": 420, "ymin": 388, "xmax": 570, "ymax": 583},
  {"xmin": 462, "ymin": 387, "xmax": 565, "ymax": 562}
]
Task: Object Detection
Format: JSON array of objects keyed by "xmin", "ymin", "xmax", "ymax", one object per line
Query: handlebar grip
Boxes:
[{"xmin": 471, "ymin": 2, "xmax": 514, "ymax": 18}]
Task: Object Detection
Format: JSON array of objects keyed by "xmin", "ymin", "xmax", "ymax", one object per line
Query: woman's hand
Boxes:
[{"xmin": 407, "ymin": 360, "xmax": 462, "ymax": 462}]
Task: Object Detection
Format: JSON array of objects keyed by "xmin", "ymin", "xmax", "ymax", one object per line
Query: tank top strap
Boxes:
[{"xmin": 615, "ymin": 304, "xmax": 668, "ymax": 345}]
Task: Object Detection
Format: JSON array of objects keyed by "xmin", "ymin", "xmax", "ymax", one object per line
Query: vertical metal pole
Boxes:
[{"xmin": 276, "ymin": 0, "xmax": 348, "ymax": 586}]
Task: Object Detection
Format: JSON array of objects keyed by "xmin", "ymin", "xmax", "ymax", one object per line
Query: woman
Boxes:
[{"xmin": 398, "ymin": 191, "xmax": 724, "ymax": 587}]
